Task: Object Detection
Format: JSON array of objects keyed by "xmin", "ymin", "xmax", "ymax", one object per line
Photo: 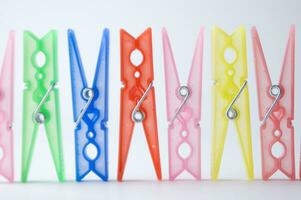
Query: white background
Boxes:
[{"xmin": 0, "ymin": 0, "xmax": 300, "ymax": 199}]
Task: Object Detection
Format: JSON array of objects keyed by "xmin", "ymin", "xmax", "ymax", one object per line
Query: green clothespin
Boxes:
[{"xmin": 22, "ymin": 30, "xmax": 65, "ymax": 182}]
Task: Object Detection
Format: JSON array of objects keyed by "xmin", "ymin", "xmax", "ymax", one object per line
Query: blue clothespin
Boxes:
[{"xmin": 68, "ymin": 29, "xmax": 109, "ymax": 181}]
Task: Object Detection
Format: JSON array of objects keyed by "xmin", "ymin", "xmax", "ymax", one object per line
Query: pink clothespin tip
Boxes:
[
  {"xmin": 162, "ymin": 27, "xmax": 203, "ymax": 180},
  {"xmin": 251, "ymin": 25, "xmax": 295, "ymax": 180},
  {"xmin": 0, "ymin": 31, "xmax": 15, "ymax": 182}
]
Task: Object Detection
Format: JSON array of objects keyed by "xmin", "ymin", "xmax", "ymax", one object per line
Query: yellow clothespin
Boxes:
[{"xmin": 211, "ymin": 26, "xmax": 253, "ymax": 180}]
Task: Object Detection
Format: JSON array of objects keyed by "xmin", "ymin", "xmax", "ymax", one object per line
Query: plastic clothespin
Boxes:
[
  {"xmin": 117, "ymin": 28, "xmax": 161, "ymax": 181},
  {"xmin": 211, "ymin": 26, "xmax": 253, "ymax": 180},
  {"xmin": 251, "ymin": 26, "xmax": 295, "ymax": 180},
  {"xmin": 68, "ymin": 29, "xmax": 109, "ymax": 181},
  {"xmin": 22, "ymin": 30, "xmax": 64, "ymax": 182},
  {"xmin": 162, "ymin": 28, "xmax": 203, "ymax": 180},
  {"xmin": 0, "ymin": 31, "xmax": 15, "ymax": 182}
]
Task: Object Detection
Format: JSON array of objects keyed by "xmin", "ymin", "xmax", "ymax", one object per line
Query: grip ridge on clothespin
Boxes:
[
  {"xmin": 162, "ymin": 28, "xmax": 203, "ymax": 180},
  {"xmin": 117, "ymin": 28, "xmax": 161, "ymax": 181},
  {"xmin": 251, "ymin": 25, "xmax": 295, "ymax": 180},
  {"xmin": 68, "ymin": 29, "xmax": 109, "ymax": 181},
  {"xmin": 0, "ymin": 31, "xmax": 15, "ymax": 182},
  {"xmin": 22, "ymin": 30, "xmax": 64, "ymax": 182},
  {"xmin": 211, "ymin": 26, "xmax": 254, "ymax": 180}
]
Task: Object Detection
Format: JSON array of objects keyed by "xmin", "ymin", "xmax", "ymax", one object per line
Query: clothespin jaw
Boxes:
[
  {"xmin": 162, "ymin": 28, "xmax": 203, "ymax": 180},
  {"xmin": 22, "ymin": 30, "xmax": 64, "ymax": 182},
  {"xmin": 211, "ymin": 26, "xmax": 253, "ymax": 180},
  {"xmin": 0, "ymin": 31, "xmax": 15, "ymax": 182},
  {"xmin": 251, "ymin": 25, "xmax": 295, "ymax": 180},
  {"xmin": 68, "ymin": 28, "xmax": 109, "ymax": 181},
  {"xmin": 118, "ymin": 28, "xmax": 161, "ymax": 181}
]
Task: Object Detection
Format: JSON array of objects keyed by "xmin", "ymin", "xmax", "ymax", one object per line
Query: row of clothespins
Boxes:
[{"xmin": 0, "ymin": 25, "xmax": 297, "ymax": 182}]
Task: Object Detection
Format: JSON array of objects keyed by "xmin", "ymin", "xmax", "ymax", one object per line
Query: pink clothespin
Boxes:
[
  {"xmin": 251, "ymin": 26, "xmax": 295, "ymax": 180},
  {"xmin": 162, "ymin": 28, "xmax": 203, "ymax": 180},
  {"xmin": 0, "ymin": 31, "xmax": 15, "ymax": 182}
]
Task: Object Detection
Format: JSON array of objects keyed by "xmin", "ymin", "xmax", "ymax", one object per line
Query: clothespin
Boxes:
[
  {"xmin": 0, "ymin": 31, "xmax": 15, "ymax": 182},
  {"xmin": 68, "ymin": 29, "xmax": 109, "ymax": 181},
  {"xmin": 211, "ymin": 26, "xmax": 254, "ymax": 180},
  {"xmin": 117, "ymin": 28, "xmax": 161, "ymax": 181},
  {"xmin": 251, "ymin": 26, "xmax": 295, "ymax": 180},
  {"xmin": 162, "ymin": 28, "xmax": 203, "ymax": 180},
  {"xmin": 22, "ymin": 30, "xmax": 65, "ymax": 182}
]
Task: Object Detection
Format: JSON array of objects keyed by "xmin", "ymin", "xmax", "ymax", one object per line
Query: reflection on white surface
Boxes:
[{"xmin": 0, "ymin": 181, "xmax": 301, "ymax": 200}]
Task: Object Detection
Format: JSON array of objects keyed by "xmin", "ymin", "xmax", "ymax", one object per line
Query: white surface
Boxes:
[
  {"xmin": 1, "ymin": 181, "xmax": 301, "ymax": 200},
  {"xmin": 0, "ymin": 0, "xmax": 300, "ymax": 199}
]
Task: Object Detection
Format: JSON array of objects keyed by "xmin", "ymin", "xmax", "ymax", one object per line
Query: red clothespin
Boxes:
[
  {"xmin": 251, "ymin": 25, "xmax": 295, "ymax": 180},
  {"xmin": 117, "ymin": 28, "xmax": 161, "ymax": 181}
]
